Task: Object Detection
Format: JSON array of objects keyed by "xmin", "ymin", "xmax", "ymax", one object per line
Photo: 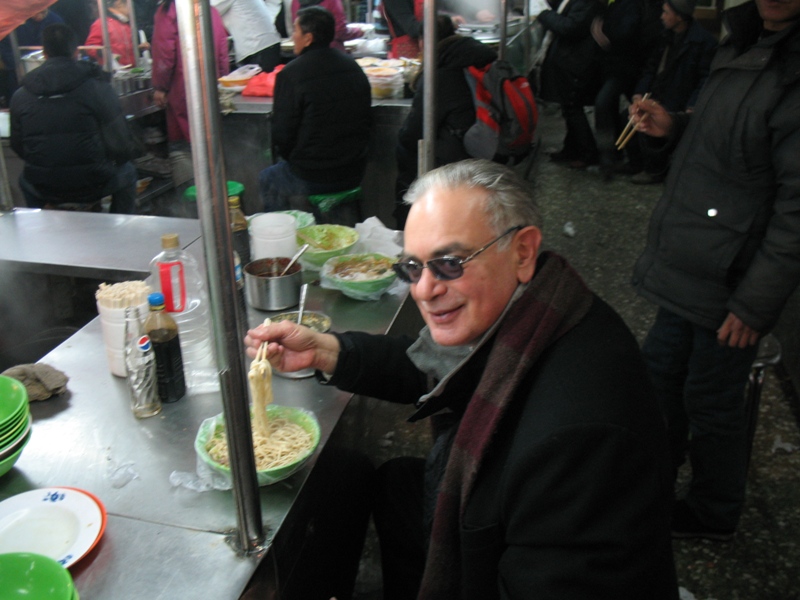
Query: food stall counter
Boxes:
[
  {"xmin": 0, "ymin": 208, "xmax": 202, "ymax": 280},
  {"xmin": 0, "ymin": 214, "xmax": 410, "ymax": 597}
]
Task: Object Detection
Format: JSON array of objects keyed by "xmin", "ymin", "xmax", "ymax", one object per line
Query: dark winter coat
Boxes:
[
  {"xmin": 537, "ymin": 0, "xmax": 603, "ymax": 105},
  {"xmin": 398, "ymin": 35, "xmax": 497, "ymax": 166},
  {"xmin": 326, "ymin": 285, "xmax": 678, "ymax": 598},
  {"xmin": 10, "ymin": 57, "xmax": 139, "ymax": 198},
  {"xmin": 633, "ymin": 2, "xmax": 800, "ymax": 332},
  {"xmin": 633, "ymin": 19, "xmax": 718, "ymax": 111},
  {"xmin": 597, "ymin": 0, "xmax": 648, "ymax": 85},
  {"xmin": 272, "ymin": 45, "xmax": 372, "ymax": 185}
]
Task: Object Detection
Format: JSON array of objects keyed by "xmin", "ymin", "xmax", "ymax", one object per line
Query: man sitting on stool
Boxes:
[
  {"xmin": 258, "ymin": 6, "xmax": 372, "ymax": 223},
  {"xmin": 10, "ymin": 24, "xmax": 140, "ymax": 213}
]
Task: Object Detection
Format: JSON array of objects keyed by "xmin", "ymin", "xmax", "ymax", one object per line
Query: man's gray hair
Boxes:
[{"xmin": 404, "ymin": 159, "xmax": 542, "ymax": 247}]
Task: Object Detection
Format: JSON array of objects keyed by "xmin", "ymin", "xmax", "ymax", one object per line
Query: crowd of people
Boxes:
[{"xmin": 3, "ymin": 0, "xmax": 800, "ymax": 596}]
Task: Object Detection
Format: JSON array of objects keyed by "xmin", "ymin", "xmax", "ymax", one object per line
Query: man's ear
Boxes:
[{"xmin": 515, "ymin": 226, "xmax": 542, "ymax": 284}]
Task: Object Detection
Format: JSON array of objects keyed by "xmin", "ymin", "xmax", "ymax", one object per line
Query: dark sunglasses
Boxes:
[{"xmin": 392, "ymin": 226, "xmax": 524, "ymax": 284}]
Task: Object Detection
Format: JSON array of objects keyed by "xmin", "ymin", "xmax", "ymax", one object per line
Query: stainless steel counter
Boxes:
[
  {"xmin": 0, "ymin": 209, "xmax": 410, "ymax": 598},
  {"xmin": 0, "ymin": 208, "xmax": 202, "ymax": 280}
]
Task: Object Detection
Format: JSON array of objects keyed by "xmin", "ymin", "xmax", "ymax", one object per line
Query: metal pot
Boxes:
[{"xmin": 244, "ymin": 258, "xmax": 302, "ymax": 310}]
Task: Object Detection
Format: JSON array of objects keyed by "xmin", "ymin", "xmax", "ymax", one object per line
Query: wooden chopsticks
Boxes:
[{"xmin": 616, "ymin": 93, "xmax": 650, "ymax": 151}]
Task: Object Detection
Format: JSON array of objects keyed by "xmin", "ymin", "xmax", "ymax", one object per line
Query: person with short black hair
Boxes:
[
  {"xmin": 10, "ymin": 23, "xmax": 140, "ymax": 213},
  {"xmin": 258, "ymin": 6, "xmax": 372, "ymax": 222},
  {"xmin": 622, "ymin": 0, "xmax": 717, "ymax": 184}
]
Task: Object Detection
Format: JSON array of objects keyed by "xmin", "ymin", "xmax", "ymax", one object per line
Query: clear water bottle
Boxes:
[
  {"xmin": 149, "ymin": 233, "xmax": 219, "ymax": 393},
  {"xmin": 124, "ymin": 306, "xmax": 162, "ymax": 418}
]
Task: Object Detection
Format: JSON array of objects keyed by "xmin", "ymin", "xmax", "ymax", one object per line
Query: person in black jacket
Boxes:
[
  {"xmin": 10, "ymin": 23, "xmax": 140, "ymax": 213},
  {"xmin": 534, "ymin": 0, "xmax": 603, "ymax": 168},
  {"xmin": 258, "ymin": 6, "xmax": 372, "ymax": 218},
  {"xmin": 246, "ymin": 159, "xmax": 678, "ymax": 600},
  {"xmin": 392, "ymin": 15, "xmax": 497, "ymax": 229},
  {"xmin": 623, "ymin": 0, "xmax": 717, "ymax": 183},
  {"xmin": 630, "ymin": 0, "xmax": 800, "ymax": 541}
]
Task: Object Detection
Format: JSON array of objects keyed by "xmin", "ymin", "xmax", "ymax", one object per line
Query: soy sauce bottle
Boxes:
[
  {"xmin": 144, "ymin": 292, "xmax": 186, "ymax": 403},
  {"xmin": 229, "ymin": 195, "xmax": 251, "ymax": 266}
]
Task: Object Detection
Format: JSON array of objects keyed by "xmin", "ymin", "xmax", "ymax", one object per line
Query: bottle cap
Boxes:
[
  {"xmin": 148, "ymin": 292, "xmax": 166, "ymax": 309},
  {"xmin": 161, "ymin": 233, "xmax": 180, "ymax": 249}
]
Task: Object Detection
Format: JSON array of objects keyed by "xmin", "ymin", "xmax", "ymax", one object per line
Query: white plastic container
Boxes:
[
  {"xmin": 148, "ymin": 233, "xmax": 219, "ymax": 393},
  {"xmin": 250, "ymin": 213, "xmax": 298, "ymax": 260},
  {"xmin": 97, "ymin": 299, "xmax": 149, "ymax": 377}
]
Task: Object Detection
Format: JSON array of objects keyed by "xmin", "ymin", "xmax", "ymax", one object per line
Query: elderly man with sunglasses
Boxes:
[{"xmin": 245, "ymin": 159, "xmax": 678, "ymax": 600}]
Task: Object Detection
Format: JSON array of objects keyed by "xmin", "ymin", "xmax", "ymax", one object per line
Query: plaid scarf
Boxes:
[{"xmin": 417, "ymin": 251, "xmax": 594, "ymax": 599}]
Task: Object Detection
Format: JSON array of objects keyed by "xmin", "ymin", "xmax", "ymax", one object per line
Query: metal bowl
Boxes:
[{"xmin": 244, "ymin": 258, "xmax": 302, "ymax": 311}]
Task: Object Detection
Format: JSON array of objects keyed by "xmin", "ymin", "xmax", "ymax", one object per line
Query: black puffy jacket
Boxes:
[
  {"xmin": 272, "ymin": 45, "xmax": 372, "ymax": 185},
  {"xmin": 633, "ymin": 3, "xmax": 800, "ymax": 332},
  {"xmin": 10, "ymin": 57, "xmax": 139, "ymax": 197}
]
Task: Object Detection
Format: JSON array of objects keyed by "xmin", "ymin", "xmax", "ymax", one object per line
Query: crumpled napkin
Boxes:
[{"xmin": 2, "ymin": 363, "xmax": 69, "ymax": 401}]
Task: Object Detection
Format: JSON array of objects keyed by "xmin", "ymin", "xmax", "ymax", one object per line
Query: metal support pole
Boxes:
[
  {"xmin": 96, "ymin": 0, "xmax": 113, "ymax": 72},
  {"xmin": 175, "ymin": 0, "xmax": 264, "ymax": 553},
  {"xmin": 9, "ymin": 31, "xmax": 26, "ymax": 87},
  {"xmin": 125, "ymin": 0, "xmax": 141, "ymax": 69},
  {"xmin": 0, "ymin": 145, "xmax": 13, "ymax": 211},
  {"xmin": 420, "ymin": 0, "xmax": 437, "ymax": 175},
  {"xmin": 498, "ymin": 0, "xmax": 508, "ymax": 61}
]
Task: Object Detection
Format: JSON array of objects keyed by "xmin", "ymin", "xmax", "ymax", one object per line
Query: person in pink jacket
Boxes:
[
  {"xmin": 290, "ymin": 0, "xmax": 362, "ymax": 52},
  {"xmin": 151, "ymin": 0, "xmax": 229, "ymax": 144}
]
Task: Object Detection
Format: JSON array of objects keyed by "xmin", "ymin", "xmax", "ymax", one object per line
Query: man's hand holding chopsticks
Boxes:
[{"xmin": 628, "ymin": 96, "xmax": 673, "ymax": 138}]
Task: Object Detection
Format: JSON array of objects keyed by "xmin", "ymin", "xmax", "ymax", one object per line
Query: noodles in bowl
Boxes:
[
  {"xmin": 195, "ymin": 337, "xmax": 320, "ymax": 485},
  {"xmin": 196, "ymin": 405, "xmax": 320, "ymax": 485}
]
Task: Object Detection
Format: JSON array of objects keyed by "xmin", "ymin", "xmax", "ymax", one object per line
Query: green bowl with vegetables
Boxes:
[
  {"xmin": 321, "ymin": 253, "xmax": 398, "ymax": 300},
  {"xmin": 296, "ymin": 225, "xmax": 359, "ymax": 269}
]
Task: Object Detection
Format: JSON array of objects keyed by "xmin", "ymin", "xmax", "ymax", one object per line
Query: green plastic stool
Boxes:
[
  {"xmin": 307, "ymin": 186, "xmax": 362, "ymax": 214},
  {"xmin": 183, "ymin": 180, "xmax": 245, "ymax": 203}
]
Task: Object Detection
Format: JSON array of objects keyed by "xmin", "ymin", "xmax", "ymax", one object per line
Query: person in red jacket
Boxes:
[{"xmin": 85, "ymin": 0, "xmax": 150, "ymax": 68}]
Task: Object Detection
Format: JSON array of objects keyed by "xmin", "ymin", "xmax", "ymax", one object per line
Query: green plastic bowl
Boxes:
[
  {"xmin": 0, "ymin": 376, "xmax": 28, "ymax": 429},
  {"xmin": 0, "ymin": 552, "xmax": 75, "ymax": 599},
  {"xmin": 321, "ymin": 253, "xmax": 398, "ymax": 300},
  {"xmin": 0, "ymin": 428, "xmax": 31, "ymax": 478},
  {"xmin": 195, "ymin": 405, "xmax": 321, "ymax": 486},
  {"xmin": 296, "ymin": 225, "xmax": 359, "ymax": 269}
]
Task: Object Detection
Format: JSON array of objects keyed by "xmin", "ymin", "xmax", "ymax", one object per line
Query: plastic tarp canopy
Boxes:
[{"xmin": 1, "ymin": 0, "xmax": 58, "ymax": 41}]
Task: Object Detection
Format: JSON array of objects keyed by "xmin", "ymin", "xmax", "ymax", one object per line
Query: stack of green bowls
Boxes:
[
  {"xmin": 0, "ymin": 552, "xmax": 78, "ymax": 599},
  {"xmin": 0, "ymin": 375, "xmax": 32, "ymax": 478}
]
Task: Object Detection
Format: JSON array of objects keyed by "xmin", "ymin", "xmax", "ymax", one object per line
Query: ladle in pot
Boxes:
[{"xmin": 280, "ymin": 244, "xmax": 310, "ymax": 276}]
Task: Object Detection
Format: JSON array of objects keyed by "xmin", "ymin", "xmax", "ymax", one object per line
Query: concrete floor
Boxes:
[{"xmin": 353, "ymin": 104, "xmax": 800, "ymax": 600}]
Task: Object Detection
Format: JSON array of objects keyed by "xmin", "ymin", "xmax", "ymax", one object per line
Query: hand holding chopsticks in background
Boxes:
[{"xmin": 617, "ymin": 94, "xmax": 674, "ymax": 150}]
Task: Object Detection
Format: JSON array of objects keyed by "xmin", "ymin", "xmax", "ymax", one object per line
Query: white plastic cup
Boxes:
[
  {"xmin": 250, "ymin": 213, "xmax": 297, "ymax": 260},
  {"xmin": 97, "ymin": 300, "xmax": 148, "ymax": 377}
]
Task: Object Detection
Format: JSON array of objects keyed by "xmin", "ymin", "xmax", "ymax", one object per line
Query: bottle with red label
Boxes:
[
  {"xmin": 124, "ymin": 306, "xmax": 162, "ymax": 418},
  {"xmin": 148, "ymin": 233, "xmax": 218, "ymax": 393}
]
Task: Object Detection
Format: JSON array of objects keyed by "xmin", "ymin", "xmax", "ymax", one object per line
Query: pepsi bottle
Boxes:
[{"xmin": 124, "ymin": 306, "xmax": 162, "ymax": 418}]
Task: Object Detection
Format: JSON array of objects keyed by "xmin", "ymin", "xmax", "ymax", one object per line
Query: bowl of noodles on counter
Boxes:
[
  {"xmin": 296, "ymin": 224, "xmax": 359, "ymax": 270},
  {"xmin": 195, "ymin": 342, "xmax": 320, "ymax": 486},
  {"xmin": 321, "ymin": 252, "xmax": 398, "ymax": 300}
]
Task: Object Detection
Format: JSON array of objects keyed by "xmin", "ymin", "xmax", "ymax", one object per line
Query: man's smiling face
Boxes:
[{"xmin": 402, "ymin": 185, "xmax": 523, "ymax": 347}]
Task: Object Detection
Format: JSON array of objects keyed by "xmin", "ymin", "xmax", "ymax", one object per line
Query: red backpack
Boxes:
[{"xmin": 463, "ymin": 60, "xmax": 538, "ymax": 163}]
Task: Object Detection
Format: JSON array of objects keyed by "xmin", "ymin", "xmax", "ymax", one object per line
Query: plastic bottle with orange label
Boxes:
[{"xmin": 148, "ymin": 233, "xmax": 218, "ymax": 393}]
